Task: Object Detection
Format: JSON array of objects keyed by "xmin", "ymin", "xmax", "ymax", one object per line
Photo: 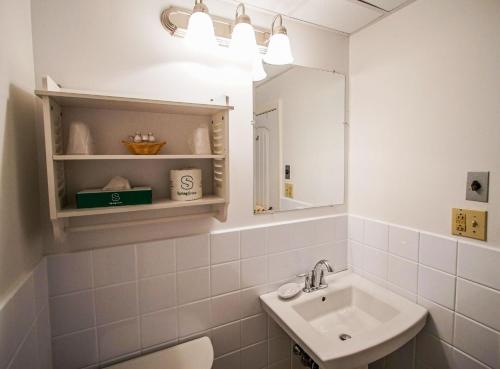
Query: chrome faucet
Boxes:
[{"xmin": 301, "ymin": 259, "xmax": 334, "ymax": 293}]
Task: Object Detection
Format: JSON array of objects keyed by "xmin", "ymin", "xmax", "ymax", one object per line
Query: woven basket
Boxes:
[{"xmin": 122, "ymin": 141, "xmax": 166, "ymax": 155}]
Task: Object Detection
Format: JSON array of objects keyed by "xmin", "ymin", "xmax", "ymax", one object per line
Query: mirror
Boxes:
[{"xmin": 253, "ymin": 64, "xmax": 345, "ymax": 213}]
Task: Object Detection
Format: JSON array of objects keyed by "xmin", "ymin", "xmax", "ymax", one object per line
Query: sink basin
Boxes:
[{"xmin": 260, "ymin": 271, "xmax": 427, "ymax": 369}]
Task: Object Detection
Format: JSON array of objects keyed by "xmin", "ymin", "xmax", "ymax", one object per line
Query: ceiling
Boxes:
[{"xmin": 235, "ymin": 0, "xmax": 414, "ymax": 34}]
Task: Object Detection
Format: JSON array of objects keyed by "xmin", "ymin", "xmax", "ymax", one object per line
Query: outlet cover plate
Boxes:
[
  {"xmin": 466, "ymin": 172, "xmax": 489, "ymax": 202},
  {"xmin": 452, "ymin": 208, "xmax": 487, "ymax": 241}
]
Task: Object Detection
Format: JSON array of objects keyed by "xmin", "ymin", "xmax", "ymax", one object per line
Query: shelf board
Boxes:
[
  {"xmin": 53, "ymin": 154, "xmax": 225, "ymax": 160},
  {"xmin": 57, "ymin": 195, "xmax": 225, "ymax": 218},
  {"xmin": 35, "ymin": 89, "xmax": 234, "ymax": 115}
]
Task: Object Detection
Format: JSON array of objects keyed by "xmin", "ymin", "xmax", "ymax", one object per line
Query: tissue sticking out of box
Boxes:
[{"xmin": 103, "ymin": 176, "xmax": 131, "ymax": 191}]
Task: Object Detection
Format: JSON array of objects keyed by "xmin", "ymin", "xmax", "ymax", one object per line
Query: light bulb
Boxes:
[
  {"xmin": 231, "ymin": 22, "xmax": 257, "ymax": 59},
  {"xmin": 252, "ymin": 52, "xmax": 267, "ymax": 82},
  {"xmin": 263, "ymin": 14, "xmax": 294, "ymax": 65},
  {"xmin": 185, "ymin": 10, "xmax": 218, "ymax": 50},
  {"xmin": 230, "ymin": 4, "xmax": 257, "ymax": 61},
  {"xmin": 263, "ymin": 33, "xmax": 294, "ymax": 65}
]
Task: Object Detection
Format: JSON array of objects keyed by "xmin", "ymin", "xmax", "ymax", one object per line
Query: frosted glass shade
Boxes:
[
  {"xmin": 263, "ymin": 33, "xmax": 294, "ymax": 65},
  {"xmin": 252, "ymin": 53, "xmax": 267, "ymax": 82},
  {"xmin": 185, "ymin": 11, "xmax": 218, "ymax": 50},
  {"xmin": 230, "ymin": 22, "xmax": 257, "ymax": 59}
]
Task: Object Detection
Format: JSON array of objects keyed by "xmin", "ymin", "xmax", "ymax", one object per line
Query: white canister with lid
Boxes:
[{"xmin": 170, "ymin": 168, "xmax": 202, "ymax": 201}]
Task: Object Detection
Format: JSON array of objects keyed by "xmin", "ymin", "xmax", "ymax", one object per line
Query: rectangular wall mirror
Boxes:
[{"xmin": 253, "ymin": 65, "xmax": 345, "ymax": 214}]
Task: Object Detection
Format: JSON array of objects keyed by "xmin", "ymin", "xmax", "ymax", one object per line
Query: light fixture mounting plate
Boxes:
[{"xmin": 160, "ymin": 6, "xmax": 270, "ymax": 50}]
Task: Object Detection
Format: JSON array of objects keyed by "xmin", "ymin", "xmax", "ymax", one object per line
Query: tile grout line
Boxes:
[
  {"xmin": 6, "ymin": 313, "xmax": 39, "ymax": 369},
  {"xmin": 134, "ymin": 245, "xmax": 143, "ymax": 354},
  {"xmin": 89, "ymin": 248, "xmax": 100, "ymax": 366}
]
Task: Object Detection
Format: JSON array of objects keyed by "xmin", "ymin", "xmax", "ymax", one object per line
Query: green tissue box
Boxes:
[{"xmin": 76, "ymin": 187, "xmax": 152, "ymax": 209}]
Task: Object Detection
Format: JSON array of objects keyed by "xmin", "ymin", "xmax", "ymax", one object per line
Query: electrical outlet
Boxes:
[
  {"xmin": 284, "ymin": 183, "xmax": 293, "ymax": 198},
  {"xmin": 451, "ymin": 208, "xmax": 487, "ymax": 241}
]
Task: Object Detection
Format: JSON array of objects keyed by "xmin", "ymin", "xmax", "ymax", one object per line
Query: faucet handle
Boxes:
[{"xmin": 297, "ymin": 271, "xmax": 313, "ymax": 292}]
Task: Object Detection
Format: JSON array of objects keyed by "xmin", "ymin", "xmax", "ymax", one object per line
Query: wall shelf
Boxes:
[
  {"xmin": 57, "ymin": 195, "xmax": 226, "ymax": 218},
  {"xmin": 36, "ymin": 76, "xmax": 232, "ymax": 238},
  {"xmin": 53, "ymin": 154, "xmax": 226, "ymax": 160},
  {"xmin": 35, "ymin": 89, "xmax": 231, "ymax": 115}
]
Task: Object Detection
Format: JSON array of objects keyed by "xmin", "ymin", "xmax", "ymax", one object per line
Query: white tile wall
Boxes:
[
  {"xmin": 350, "ymin": 216, "xmax": 500, "ymax": 369},
  {"xmin": 139, "ymin": 274, "xmax": 176, "ymax": 314},
  {"xmin": 94, "ymin": 282, "xmax": 138, "ymax": 325},
  {"xmin": 140, "ymin": 308, "xmax": 178, "ymax": 348},
  {"xmin": 50, "ymin": 290, "xmax": 95, "ymax": 336},
  {"xmin": 364, "ymin": 220, "xmax": 389, "ymax": 250},
  {"xmin": 0, "ymin": 259, "xmax": 52, "ymax": 369},
  {"xmin": 136, "ymin": 239, "xmax": 175, "ymax": 278},
  {"xmin": 456, "ymin": 278, "xmax": 500, "ymax": 331},
  {"xmin": 19, "ymin": 214, "xmax": 499, "ymax": 369},
  {"xmin": 52, "ymin": 329, "xmax": 97, "ymax": 369},
  {"xmin": 419, "ymin": 232, "xmax": 457, "ymax": 274},
  {"xmin": 417, "ymin": 297, "xmax": 454, "ymax": 344},
  {"xmin": 211, "ymin": 261, "xmax": 240, "ymax": 296},
  {"xmin": 389, "ymin": 225, "xmax": 419, "ymax": 261},
  {"xmin": 92, "ymin": 245, "xmax": 136, "ymax": 287},
  {"xmin": 211, "ymin": 321, "xmax": 241, "ymax": 357},
  {"xmin": 46, "ymin": 215, "xmax": 348, "ymax": 369},
  {"xmin": 418, "ymin": 265, "xmax": 456, "ymax": 309},
  {"xmin": 457, "ymin": 241, "xmax": 500, "ymax": 290},
  {"xmin": 211, "ymin": 232, "xmax": 240, "ymax": 264},
  {"xmin": 177, "ymin": 267, "xmax": 210, "ymax": 304},
  {"xmin": 387, "ymin": 255, "xmax": 418, "ymax": 293},
  {"xmin": 47, "ymin": 252, "xmax": 92, "ymax": 296},
  {"xmin": 454, "ymin": 314, "xmax": 500, "ymax": 369},
  {"xmin": 175, "ymin": 234, "xmax": 210, "ymax": 271}
]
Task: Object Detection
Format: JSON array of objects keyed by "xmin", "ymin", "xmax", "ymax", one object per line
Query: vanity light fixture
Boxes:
[
  {"xmin": 185, "ymin": 0, "xmax": 218, "ymax": 50},
  {"xmin": 160, "ymin": 2, "xmax": 293, "ymax": 79},
  {"xmin": 161, "ymin": 5, "xmax": 270, "ymax": 49},
  {"xmin": 230, "ymin": 3, "xmax": 257, "ymax": 59},
  {"xmin": 263, "ymin": 14, "xmax": 294, "ymax": 65}
]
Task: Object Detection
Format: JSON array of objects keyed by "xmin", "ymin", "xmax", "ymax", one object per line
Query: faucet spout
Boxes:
[
  {"xmin": 299, "ymin": 259, "xmax": 335, "ymax": 293},
  {"xmin": 314, "ymin": 259, "xmax": 333, "ymax": 273},
  {"xmin": 312, "ymin": 259, "xmax": 334, "ymax": 289}
]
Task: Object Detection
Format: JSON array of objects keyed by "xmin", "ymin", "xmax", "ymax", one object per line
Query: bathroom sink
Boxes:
[{"xmin": 260, "ymin": 271, "xmax": 427, "ymax": 369}]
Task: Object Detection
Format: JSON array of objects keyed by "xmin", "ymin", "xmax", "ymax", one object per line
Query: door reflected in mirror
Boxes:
[{"xmin": 253, "ymin": 64, "xmax": 345, "ymax": 214}]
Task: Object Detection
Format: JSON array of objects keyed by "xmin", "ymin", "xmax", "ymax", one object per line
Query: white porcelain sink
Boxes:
[{"xmin": 260, "ymin": 271, "xmax": 427, "ymax": 369}]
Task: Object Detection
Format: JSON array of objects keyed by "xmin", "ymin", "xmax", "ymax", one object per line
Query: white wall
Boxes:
[
  {"xmin": 349, "ymin": 0, "xmax": 500, "ymax": 246},
  {"xmin": 30, "ymin": 0, "xmax": 349, "ymax": 251},
  {"xmin": 255, "ymin": 68, "xmax": 345, "ymax": 207},
  {"xmin": 0, "ymin": 0, "xmax": 43, "ymax": 302}
]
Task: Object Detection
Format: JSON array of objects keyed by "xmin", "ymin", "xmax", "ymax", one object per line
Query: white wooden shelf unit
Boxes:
[{"xmin": 36, "ymin": 76, "xmax": 233, "ymax": 237}]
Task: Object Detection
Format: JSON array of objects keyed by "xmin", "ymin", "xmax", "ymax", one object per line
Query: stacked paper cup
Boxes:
[{"xmin": 189, "ymin": 127, "xmax": 212, "ymax": 154}]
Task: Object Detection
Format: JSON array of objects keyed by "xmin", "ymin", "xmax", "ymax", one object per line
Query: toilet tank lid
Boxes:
[{"xmin": 107, "ymin": 336, "xmax": 214, "ymax": 369}]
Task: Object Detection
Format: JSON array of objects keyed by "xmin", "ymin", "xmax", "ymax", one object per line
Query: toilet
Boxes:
[{"xmin": 107, "ymin": 337, "xmax": 214, "ymax": 369}]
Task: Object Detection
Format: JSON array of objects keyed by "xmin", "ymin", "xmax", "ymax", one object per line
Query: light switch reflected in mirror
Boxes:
[{"xmin": 253, "ymin": 64, "xmax": 345, "ymax": 214}]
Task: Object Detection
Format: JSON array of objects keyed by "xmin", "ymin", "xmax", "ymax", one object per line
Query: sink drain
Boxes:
[{"xmin": 339, "ymin": 333, "xmax": 352, "ymax": 341}]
